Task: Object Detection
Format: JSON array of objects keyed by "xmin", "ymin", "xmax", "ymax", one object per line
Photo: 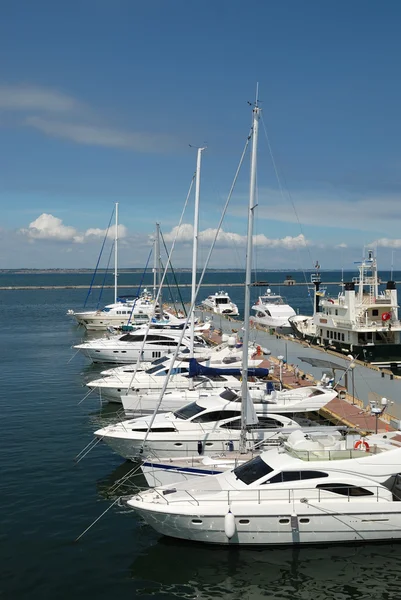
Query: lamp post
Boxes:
[
  {"xmin": 278, "ymin": 355, "xmax": 284, "ymax": 389},
  {"xmin": 371, "ymin": 398, "xmax": 388, "ymax": 434},
  {"xmin": 349, "ymin": 361, "xmax": 356, "ymax": 404}
]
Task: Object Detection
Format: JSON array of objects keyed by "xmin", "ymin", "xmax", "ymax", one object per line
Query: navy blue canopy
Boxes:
[{"xmin": 189, "ymin": 358, "xmax": 269, "ymax": 378}]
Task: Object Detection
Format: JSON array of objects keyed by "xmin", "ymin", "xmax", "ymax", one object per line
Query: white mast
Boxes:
[
  {"xmin": 114, "ymin": 202, "xmax": 119, "ymax": 304},
  {"xmin": 240, "ymin": 95, "xmax": 260, "ymax": 453},
  {"xmin": 155, "ymin": 223, "xmax": 162, "ymax": 317},
  {"xmin": 152, "ymin": 226, "xmax": 157, "ymax": 300},
  {"xmin": 190, "ymin": 147, "xmax": 205, "ymax": 357}
]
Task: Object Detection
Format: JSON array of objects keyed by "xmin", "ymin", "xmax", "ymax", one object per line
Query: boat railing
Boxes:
[
  {"xmin": 285, "ymin": 447, "xmax": 382, "ymax": 461},
  {"xmin": 145, "ymin": 485, "xmax": 387, "ymax": 506}
]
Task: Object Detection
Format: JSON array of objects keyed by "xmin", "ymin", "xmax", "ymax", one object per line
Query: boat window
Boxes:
[
  {"xmin": 233, "ymin": 456, "xmax": 274, "ymax": 485},
  {"xmin": 220, "ymin": 417, "xmax": 242, "ymax": 429},
  {"xmin": 151, "ymin": 357, "xmax": 168, "ymax": 366},
  {"xmin": 256, "ymin": 416, "xmax": 285, "ymax": 428},
  {"xmin": 309, "ymin": 389, "xmax": 324, "ymax": 396},
  {"xmin": 267, "ymin": 471, "xmax": 328, "ymax": 484},
  {"xmin": 192, "ymin": 410, "xmax": 241, "ymax": 423},
  {"xmin": 145, "ymin": 365, "xmax": 165, "ymax": 374},
  {"xmin": 131, "ymin": 427, "xmax": 176, "ymax": 433},
  {"xmin": 316, "ymin": 483, "xmax": 374, "ymax": 496},
  {"xmin": 173, "ymin": 402, "xmax": 205, "ymax": 420},
  {"xmin": 219, "ymin": 389, "xmax": 240, "ymax": 402}
]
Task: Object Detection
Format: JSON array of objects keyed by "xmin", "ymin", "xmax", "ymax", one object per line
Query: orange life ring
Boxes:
[
  {"xmin": 382, "ymin": 312, "xmax": 391, "ymax": 322},
  {"xmin": 354, "ymin": 440, "xmax": 370, "ymax": 452}
]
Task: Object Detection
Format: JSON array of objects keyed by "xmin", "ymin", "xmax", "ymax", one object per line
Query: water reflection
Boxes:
[
  {"xmin": 129, "ymin": 538, "xmax": 401, "ymax": 599},
  {"xmin": 96, "ymin": 460, "xmax": 147, "ymax": 500}
]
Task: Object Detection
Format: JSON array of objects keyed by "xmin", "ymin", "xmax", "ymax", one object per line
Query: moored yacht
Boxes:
[
  {"xmin": 74, "ymin": 325, "xmax": 209, "ymax": 364},
  {"xmin": 201, "ymin": 291, "xmax": 239, "ymax": 316},
  {"xmin": 86, "ymin": 338, "xmax": 266, "ymax": 402},
  {"xmin": 93, "ymin": 393, "xmax": 333, "ymax": 461},
  {"xmin": 69, "ymin": 290, "xmax": 157, "ymax": 331},
  {"xmin": 251, "ymin": 288, "xmax": 296, "ymax": 331},
  {"xmin": 289, "ymin": 251, "xmax": 401, "ymax": 369},
  {"xmin": 128, "ymin": 442, "xmax": 401, "ymax": 545},
  {"xmin": 140, "ymin": 428, "xmax": 400, "ymax": 487}
]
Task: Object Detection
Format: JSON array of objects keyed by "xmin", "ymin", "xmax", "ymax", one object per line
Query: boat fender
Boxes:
[
  {"xmin": 224, "ymin": 510, "xmax": 236, "ymax": 539},
  {"xmin": 197, "ymin": 440, "xmax": 203, "ymax": 455},
  {"xmin": 382, "ymin": 312, "xmax": 391, "ymax": 322},
  {"xmin": 354, "ymin": 440, "xmax": 370, "ymax": 452},
  {"xmin": 256, "ymin": 345, "xmax": 262, "ymax": 356},
  {"xmin": 291, "ymin": 512, "xmax": 298, "ymax": 530}
]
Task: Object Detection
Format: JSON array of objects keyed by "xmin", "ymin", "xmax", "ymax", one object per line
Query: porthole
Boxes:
[
  {"xmin": 300, "ymin": 518, "xmax": 310, "ymax": 523},
  {"xmin": 205, "ymin": 442, "xmax": 213, "ymax": 446},
  {"xmin": 192, "ymin": 519, "xmax": 202, "ymax": 524},
  {"xmin": 239, "ymin": 519, "xmax": 250, "ymax": 524},
  {"xmin": 121, "ymin": 351, "xmax": 127, "ymax": 354},
  {"xmin": 174, "ymin": 443, "xmax": 183, "ymax": 446},
  {"xmin": 113, "ymin": 351, "xmax": 118, "ymax": 353},
  {"xmin": 279, "ymin": 518, "xmax": 290, "ymax": 524}
]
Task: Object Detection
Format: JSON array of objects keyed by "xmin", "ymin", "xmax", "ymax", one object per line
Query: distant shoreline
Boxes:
[{"xmin": 0, "ymin": 268, "xmax": 359, "ymax": 275}]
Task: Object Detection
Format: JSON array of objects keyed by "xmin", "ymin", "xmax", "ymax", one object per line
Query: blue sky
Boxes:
[{"xmin": 1, "ymin": 0, "xmax": 401, "ymax": 270}]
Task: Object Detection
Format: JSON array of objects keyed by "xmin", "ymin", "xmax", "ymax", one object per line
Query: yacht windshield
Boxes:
[
  {"xmin": 219, "ymin": 389, "xmax": 240, "ymax": 402},
  {"xmin": 233, "ymin": 456, "xmax": 274, "ymax": 485},
  {"xmin": 151, "ymin": 357, "xmax": 168, "ymax": 367},
  {"xmin": 145, "ymin": 365, "xmax": 165, "ymax": 375},
  {"xmin": 173, "ymin": 402, "xmax": 205, "ymax": 420}
]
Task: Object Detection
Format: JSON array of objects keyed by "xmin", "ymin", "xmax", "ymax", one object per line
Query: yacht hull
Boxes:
[
  {"xmin": 96, "ymin": 432, "xmax": 281, "ymax": 461},
  {"xmin": 132, "ymin": 501, "xmax": 401, "ymax": 545},
  {"xmin": 289, "ymin": 324, "xmax": 401, "ymax": 369}
]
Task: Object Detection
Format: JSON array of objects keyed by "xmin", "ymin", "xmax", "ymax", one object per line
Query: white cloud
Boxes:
[
  {"xmin": 373, "ymin": 238, "xmax": 401, "ymax": 248},
  {"xmin": 19, "ymin": 213, "xmax": 128, "ymax": 244},
  {"xmin": 85, "ymin": 224, "xmax": 128, "ymax": 239},
  {"xmin": 231, "ymin": 188, "xmax": 401, "ymax": 234},
  {"xmin": 0, "ymin": 84, "xmax": 80, "ymax": 112},
  {"xmin": 0, "ymin": 83, "xmax": 179, "ymax": 153},
  {"xmin": 336, "ymin": 243, "xmax": 348, "ymax": 248},
  {"xmin": 163, "ymin": 224, "xmax": 309, "ymax": 249},
  {"xmin": 24, "ymin": 116, "xmax": 178, "ymax": 152},
  {"xmin": 20, "ymin": 213, "xmax": 84, "ymax": 243}
]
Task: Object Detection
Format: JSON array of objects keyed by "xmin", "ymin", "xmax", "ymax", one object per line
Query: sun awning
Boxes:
[{"xmin": 297, "ymin": 356, "xmax": 347, "ymax": 371}]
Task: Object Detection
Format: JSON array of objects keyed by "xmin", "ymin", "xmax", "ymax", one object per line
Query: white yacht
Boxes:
[
  {"xmin": 119, "ymin": 377, "xmax": 337, "ymax": 414},
  {"xmin": 289, "ymin": 251, "xmax": 401, "ymax": 369},
  {"xmin": 94, "ymin": 394, "xmax": 323, "ymax": 461},
  {"xmin": 140, "ymin": 428, "xmax": 400, "ymax": 487},
  {"xmin": 74, "ymin": 325, "xmax": 209, "ymax": 364},
  {"xmin": 251, "ymin": 289, "xmax": 296, "ymax": 331},
  {"xmin": 69, "ymin": 290, "xmax": 157, "ymax": 331},
  {"xmin": 86, "ymin": 339, "xmax": 265, "ymax": 402},
  {"xmin": 201, "ymin": 291, "xmax": 239, "ymax": 316},
  {"xmin": 128, "ymin": 442, "xmax": 401, "ymax": 545},
  {"xmin": 87, "ymin": 359, "xmax": 262, "ymax": 403}
]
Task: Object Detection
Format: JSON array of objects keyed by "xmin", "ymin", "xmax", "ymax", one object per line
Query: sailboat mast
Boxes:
[
  {"xmin": 240, "ymin": 101, "xmax": 260, "ymax": 451},
  {"xmin": 155, "ymin": 223, "xmax": 162, "ymax": 317},
  {"xmin": 152, "ymin": 226, "xmax": 157, "ymax": 300},
  {"xmin": 190, "ymin": 147, "xmax": 205, "ymax": 356},
  {"xmin": 114, "ymin": 202, "xmax": 119, "ymax": 304}
]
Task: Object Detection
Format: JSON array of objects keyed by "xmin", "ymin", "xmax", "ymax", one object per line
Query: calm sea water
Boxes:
[{"xmin": 2, "ymin": 272, "xmax": 401, "ymax": 600}]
